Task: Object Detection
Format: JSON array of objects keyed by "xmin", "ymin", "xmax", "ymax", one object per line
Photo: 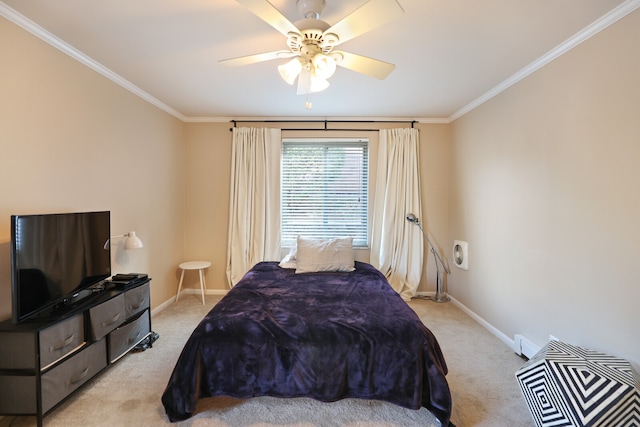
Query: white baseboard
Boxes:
[
  {"xmin": 180, "ymin": 288, "xmax": 228, "ymax": 296},
  {"xmin": 514, "ymin": 334, "xmax": 542, "ymax": 359},
  {"xmin": 151, "ymin": 289, "xmax": 228, "ymax": 317},
  {"xmin": 415, "ymin": 291, "xmax": 435, "ymax": 298},
  {"xmin": 151, "ymin": 296, "xmax": 175, "ymax": 317},
  {"xmin": 415, "ymin": 292, "xmax": 522, "ymax": 354},
  {"xmin": 448, "ymin": 295, "xmax": 520, "ymax": 353}
]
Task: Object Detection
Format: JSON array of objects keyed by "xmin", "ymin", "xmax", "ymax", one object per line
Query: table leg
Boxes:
[
  {"xmin": 176, "ymin": 269, "xmax": 185, "ymax": 302},
  {"xmin": 198, "ymin": 269, "xmax": 206, "ymax": 305}
]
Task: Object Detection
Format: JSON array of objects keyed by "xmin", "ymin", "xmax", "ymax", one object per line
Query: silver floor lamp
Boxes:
[{"xmin": 406, "ymin": 213, "xmax": 451, "ymax": 302}]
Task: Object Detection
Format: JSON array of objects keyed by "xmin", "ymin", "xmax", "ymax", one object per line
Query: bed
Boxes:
[{"xmin": 161, "ymin": 260, "xmax": 453, "ymax": 426}]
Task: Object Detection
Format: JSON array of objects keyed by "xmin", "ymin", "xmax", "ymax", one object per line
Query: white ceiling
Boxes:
[{"xmin": 2, "ymin": 0, "xmax": 636, "ymax": 121}]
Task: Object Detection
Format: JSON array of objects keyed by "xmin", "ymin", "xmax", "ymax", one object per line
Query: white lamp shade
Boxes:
[
  {"xmin": 312, "ymin": 53, "xmax": 336, "ymax": 79},
  {"xmin": 296, "ymin": 69, "xmax": 330, "ymax": 95},
  {"xmin": 309, "ymin": 75, "xmax": 330, "ymax": 93},
  {"xmin": 124, "ymin": 231, "xmax": 144, "ymax": 250},
  {"xmin": 278, "ymin": 58, "xmax": 303, "ymax": 85}
]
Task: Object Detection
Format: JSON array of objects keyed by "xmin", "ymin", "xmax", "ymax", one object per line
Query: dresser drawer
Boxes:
[
  {"xmin": 0, "ymin": 375, "xmax": 37, "ymax": 413},
  {"xmin": 108, "ymin": 310, "xmax": 150, "ymax": 363},
  {"xmin": 89, "ymin": 293, "xmax": 125, "ymax": 340},
  {"xmin": 39, "ymin": 313, "xmax": 85, "ymax": 370},
  {"xmin": 41, "ymin": 338, "xmax": 107, "ymax": 414},
  {"xmin": 0, "ymin": 331, "xmax": 37, "ymax": 370},
  {"xmin": 124, "ymin": 282, "xmax": 150, "ymax": 318}
]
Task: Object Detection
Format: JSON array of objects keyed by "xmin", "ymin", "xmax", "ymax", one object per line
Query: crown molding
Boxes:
[
  {"xmin": 449, "ymin": 0, "xmax": 640, "ymax": 122},
  {"xmin": 1, "ymin": 2, "xmax": 188, "ymax": 122},
  {"xmin": 184, "ymin": 116, "xmax": 450, "ymax": 124}
]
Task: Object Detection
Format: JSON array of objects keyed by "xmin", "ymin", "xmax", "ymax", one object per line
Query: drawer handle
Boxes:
[
  {"xmin": 127, "ymin": 331, "xmax": 142, "ymax": 345},
  {"xmin": 66, "ymin": 367, "xmax": 89, "ymax": 386},
  {"xmin": 50, "ymin": 334, "xmax": 75, "ymax": 353},
  {"xmin": 101, "ymin": 312, "xmax": 121, "ymax": 328},
  {"xmin": 130, "ymin": 300, "xmax": 144, "ymax": 310}
]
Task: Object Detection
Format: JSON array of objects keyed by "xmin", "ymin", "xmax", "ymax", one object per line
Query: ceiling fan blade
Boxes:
[
  {"xmin": 220, "ymin": 50, "xmax": 297, "ymax": 67},
  {"xmin": 236, "ymin": 0, "xmax": 300, "ymax": 36},
  {"xmin": 333, "ymin": 51, "xmax": 396, "ymax": 80},
  {"xmin": 325, "ymin": 0, "xmax": 404, "ymax": 46}
]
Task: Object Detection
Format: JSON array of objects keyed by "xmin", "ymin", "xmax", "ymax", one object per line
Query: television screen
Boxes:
[{"xmin": 11, "ymin": 211, "xmax": 111, "ymax": 322}]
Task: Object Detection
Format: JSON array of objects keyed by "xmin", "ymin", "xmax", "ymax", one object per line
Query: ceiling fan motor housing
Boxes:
[{"xmin": 288, "ymin": 19, "xmax": 338, "ymax": 55}]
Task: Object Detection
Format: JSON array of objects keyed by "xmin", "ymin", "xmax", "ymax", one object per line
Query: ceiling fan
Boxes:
[{"xmin": 220, "ymin": 0, "xmax": 404, "ymax": 108}]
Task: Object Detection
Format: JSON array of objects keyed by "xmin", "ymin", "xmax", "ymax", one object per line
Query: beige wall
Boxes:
[
  {"xmin": 417, "ymin": 124, "xmax": 451, "ymax": 288},
  {"xmin": 182, "ymin": 123, "xmax": 232, "ymax": 290},
  {"xmin": 449, "ymin": 9, "xmax": 640, "ymax": 369},
  {"xmin": 0, "ymin": 17, "xmax": 186, "ymax": 319},
  {"xmin": 182, "ymin": 123, "xmax": 450, "ymax": 294}
]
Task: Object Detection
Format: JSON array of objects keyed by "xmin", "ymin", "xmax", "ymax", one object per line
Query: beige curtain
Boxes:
[
  {"xmin": 370, "ymin": 128, "xmax": 423, "ymax": 300},
  {"xmin": 226, "ymin": 127, "xmax": 282, "ymax": 287}
]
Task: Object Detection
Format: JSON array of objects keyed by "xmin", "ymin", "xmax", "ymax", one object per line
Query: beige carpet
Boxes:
[{"xmin": 1, "ymin": 294, "xmax": 535, "ymax": 427}]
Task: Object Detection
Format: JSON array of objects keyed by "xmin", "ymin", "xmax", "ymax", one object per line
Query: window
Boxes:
[{"xmin": 281, "ymin": 138, "xmax": 369, "ymax": 247}]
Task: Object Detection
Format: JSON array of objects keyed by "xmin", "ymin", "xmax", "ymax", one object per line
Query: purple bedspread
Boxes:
[{"xmin": 162, "ymin": 261, "xmax": 453, "ymax": 426}]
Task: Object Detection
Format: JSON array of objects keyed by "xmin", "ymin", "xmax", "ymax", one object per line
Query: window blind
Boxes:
[{"xmin": 281, "ymin": 139, "xmax": 369, "ymax": 247}]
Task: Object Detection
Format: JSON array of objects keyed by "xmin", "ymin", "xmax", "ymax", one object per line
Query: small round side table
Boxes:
[{"xmin": 176, "ymin": 261, "xmax": 211, "ymax": 305}]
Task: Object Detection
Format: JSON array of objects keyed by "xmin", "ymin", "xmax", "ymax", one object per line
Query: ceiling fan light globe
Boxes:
[
  {"xmin": 312, "ymin": 53, "xmax": 336, "ymax": 79},
  {"xmin": 309, "ymin": 75, "xmax": 330, "ymax": 93},
  {"xmin": 278, "ymin": 58, "xmax": 303, "ymax": 85},
  {"xmin": 296, "ymin": 69, "xmax": 328, "ymax": 95},
  {"xmin": 330, "ymin": 51, "xmax": 344, "ymax": 63}
]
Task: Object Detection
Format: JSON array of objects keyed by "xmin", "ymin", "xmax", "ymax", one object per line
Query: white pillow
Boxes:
[
  {"xmin": 278, "ymin": 239, "xmax": 298, "ymax": 269},
  {"xmin": 295, "ymin": 236, "xmax": 355, "ymax": 274}
]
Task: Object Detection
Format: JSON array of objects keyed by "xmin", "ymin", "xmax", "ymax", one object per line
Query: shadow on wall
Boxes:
[{"xmin": 0, "ymin": 241, "xmax": 12, "ymax": 321}]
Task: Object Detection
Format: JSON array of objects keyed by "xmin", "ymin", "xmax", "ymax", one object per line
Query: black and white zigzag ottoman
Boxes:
[{"xmin": 515, "ymin": 340, "xmax": 639, "ymax": 426}]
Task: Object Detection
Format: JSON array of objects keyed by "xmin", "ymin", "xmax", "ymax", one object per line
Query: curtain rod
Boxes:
[{"xmin": 229, "ymin": 119, "xmax": 416, "ymax": 132}]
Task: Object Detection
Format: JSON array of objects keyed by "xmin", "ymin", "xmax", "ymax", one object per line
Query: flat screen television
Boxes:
[{"xmin": 10, "ymin": 211, "xmax": 111, "ymax": 323}]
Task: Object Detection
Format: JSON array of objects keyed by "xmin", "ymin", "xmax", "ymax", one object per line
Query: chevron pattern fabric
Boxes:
[{"xmin": 515, "ymin": 340, "xmax": 640, "ymax": 427}]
